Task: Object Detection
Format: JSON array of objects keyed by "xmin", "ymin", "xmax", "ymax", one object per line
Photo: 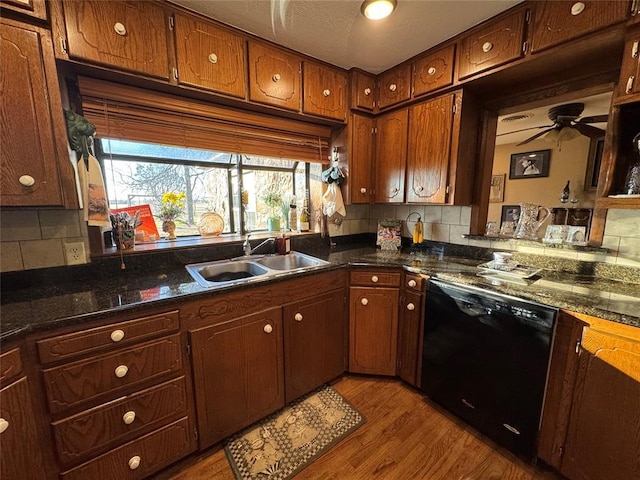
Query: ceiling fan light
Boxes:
[
  {"xmin": 361, "ymin": 0, "xmax": 397, "ymax": 20},
  {"xmin": 558, "ymin": 127, "xmax": 580, "ymax": 142},
  {"xmin": 544, "ymin": 129, "xmax": 560, "ymax": 143}
]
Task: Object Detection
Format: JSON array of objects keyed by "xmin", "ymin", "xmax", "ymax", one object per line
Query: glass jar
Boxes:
[{"xmin": 624, "ymin": 132, "xmax": 640, "ymax": 195}]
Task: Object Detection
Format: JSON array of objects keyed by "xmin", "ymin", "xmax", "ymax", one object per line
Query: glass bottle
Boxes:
[
  {"xmin": 288, "ymin": 195, "xmax": 297, "ymax": 232},
  {"xmin": 624, "ymin": 132, "xmax": 640, "ymax": 195},
  {"xmin": 560, "ymin": 181, "xmax": 570, "ymax": 203},
  {"xmin": 298, "ymin": 194, "xmax": 310, "ymax": 232}
]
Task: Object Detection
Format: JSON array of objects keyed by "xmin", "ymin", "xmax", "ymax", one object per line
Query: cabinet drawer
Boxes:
[
  {"xmin": 248, "ymin": 41, "xmax": 301, "ymax": 111},
  {"xmin": 378, "ymin": 64, "xmax": 411, "ymax": 109},
  {"xmin": 52, "ymin": 376, "xmax": 188, "ymax": 467},
  {"xmin": 457, "ymin": 10, "xmax": 526, "ymax": 80},
  {"xmin": 0, "ymin": 347, "xmax": 22, "ymax": 384},
  {"xmin": 530, "ymin": 1, "xmax": 629, "ymax": 54},
  {"xmin": 412, "ymin": 44, "xmax": 455, "ymax": 97},
  {"xmin": 404, "ymin": 273, "xmax": 427, "ymax": 293},
  {"xmin": 350, "ymin": 270, "xmax": 401, "ymax": 287},
  {"xmin": 43, "ymin": 334, "xmax": 183, "ymax": 414},
  {"xmin": 59, "ymin": 416, "xmax": 193, "ymax": 480},
  {"xmin": 37, "ymin": 310, "xmax": 180, "ymax": 365}
]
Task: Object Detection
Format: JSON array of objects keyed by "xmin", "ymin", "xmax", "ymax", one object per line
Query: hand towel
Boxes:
[{"xmin": 86, "ymin": 154, "xmax": 111, "ymax": 227}]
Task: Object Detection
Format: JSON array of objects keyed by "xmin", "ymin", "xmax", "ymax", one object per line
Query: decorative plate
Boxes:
[
  {"xmin": 477, "ymin": 261, "xmax": 542, "ymax": 278},
  {"xmin": 198, "ymin": 212, "xmax": 224, "ymax": 236}
]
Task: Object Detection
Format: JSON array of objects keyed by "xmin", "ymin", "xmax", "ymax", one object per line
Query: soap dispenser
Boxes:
[{"xmin": 412, "ymin": 216, "xmax": 424, "ymax": 244}]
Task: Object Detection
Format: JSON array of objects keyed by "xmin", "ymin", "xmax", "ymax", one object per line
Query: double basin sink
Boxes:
[{"xmin": 185, "ymin": 251, "xmax": 331, "ymax": 288}]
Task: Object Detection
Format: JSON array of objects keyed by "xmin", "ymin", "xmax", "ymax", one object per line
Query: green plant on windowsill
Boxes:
[{"xmin": 262, "ymin": 191, "xmax": 282, "ymax": 232}]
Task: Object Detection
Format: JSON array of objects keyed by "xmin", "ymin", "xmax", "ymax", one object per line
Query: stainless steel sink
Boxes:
[{"xmin": 185, "ymin": 251, "xmax": 330, "ymax": 288}]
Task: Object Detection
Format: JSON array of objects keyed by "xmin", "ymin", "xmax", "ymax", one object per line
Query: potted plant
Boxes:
[
  {"xmin": 158, "ymin": 192, "xmax": 186, "ymax": 240},
  {"xmin": 262, "ymin": 191, "xmax": 282, "ymax": 232}
]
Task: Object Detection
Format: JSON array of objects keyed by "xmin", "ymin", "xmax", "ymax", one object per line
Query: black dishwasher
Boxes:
[{"xmin": 420, "ymin": 279, "xmax": 557, "ymax": 459}]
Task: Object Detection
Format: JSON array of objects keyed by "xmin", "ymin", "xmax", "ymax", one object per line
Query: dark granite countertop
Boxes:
[{"xmin": 1, "ymin": 243, "xmax": 639, "ymax": 345}]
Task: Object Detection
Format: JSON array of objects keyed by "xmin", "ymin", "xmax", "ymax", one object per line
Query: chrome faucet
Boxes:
[{"xmin": 243, "ymin": 234, "xmax": 276, "ymax": 256}]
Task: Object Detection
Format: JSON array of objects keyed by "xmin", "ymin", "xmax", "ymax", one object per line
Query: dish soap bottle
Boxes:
[
  {"xmin": 288, "ymin": 195, "xmax": 297, "ymax": 232},
  {"xmin": 412, "ymin": 216, "xmax": 424, "ymax": 244}
]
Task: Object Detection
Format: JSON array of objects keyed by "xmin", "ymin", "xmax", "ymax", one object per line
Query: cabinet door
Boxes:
[
  {"xmin": 283, "ymin": 289, "xmax": 346, "ymax": 403},
  {"xmin": 374, "ymin": 109, "xmax": 408, "ymax": 203},
  {"xmin": 302, "ymin": 61, "xmax": 347, "ymax": 121},
  {"xmin": 0, "ymin": 377, "xmax": 48, "ymax": 480},
  {"xmin": 0, "ymin": 20, "xmax": 70, "ymax": 207},
  {"xmin": 349, "ymin": 113, "xmax": 375, "ymax": 204},
  {"xmin": 61, "ymin": 0, "xmax": 169, "ymax": 79},
  {"xmin": 406, "ymin": 94, "xmax": 454, "ymax": 204},
  {"xmin": 0, "ymin": 0, "xmax": 47, "ymax": 20},
  {"xmin": 457, "ymin": 9, "xmax": 526, "ymax": 80},
  {"xmin": 397, "ymin": 290, "xmax": 423, "ymax": 386},
  {"xmin": 190, "ymin": 307, "xmax": 284, "ymax": 449},
  {"xmin": 174, "ymin": 13, "xmax": 246, "ymax": 98},
  {"xmin": 529, "ymin": 1, "xmax": 629, "ymax": 54},
  {"xmin": 350, "ymin": 69, "xmax": 376, "ymax": 110},
  {"xmin": 248, "ymin": 42, "xmax": 300, "ymax": 111},
  {"xmin": 412, "ymin": 44, "xmax": 455, "ymax": 98},
  {"xmin": 616, "ymin": 26, "xmax": 640, "ymax": 101},
  {"xmin": 561, "ymin": 327, "xmax": 640, "ymax": 480},
  {"xmin": 349, "ymin": 286, "xmax": 399, "ymax": 376},
  {"xmin": 378, "ymin": 64, "xmax": 411, "ymax": 110}
]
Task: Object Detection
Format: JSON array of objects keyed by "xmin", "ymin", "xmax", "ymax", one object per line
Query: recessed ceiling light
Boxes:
[{"xmin": 361, "ymin": 0, "xmax": 397, "ymax": 20}]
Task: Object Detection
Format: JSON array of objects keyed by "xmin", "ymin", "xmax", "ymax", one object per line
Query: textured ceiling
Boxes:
[{"xmin": 169, "ymin": 0, "xmax": 523, "ymax": 74}]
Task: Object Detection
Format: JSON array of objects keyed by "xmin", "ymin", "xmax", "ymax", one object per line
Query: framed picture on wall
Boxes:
[
  {"xmin": 489, "ymin": 174, "xmax": 505, "ymax": 202},
  {"xmin": 501, "ymin": 205, "xmax": 521, "ymax": 226},
  {"xmin": 509, "ymin": 150, "xmax": 551, "ymax": 179}
]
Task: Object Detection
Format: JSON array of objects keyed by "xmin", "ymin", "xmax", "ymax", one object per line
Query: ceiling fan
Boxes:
[{"xmin": 498, "ymin": 103, "xmax": 608, "ymax": 146}]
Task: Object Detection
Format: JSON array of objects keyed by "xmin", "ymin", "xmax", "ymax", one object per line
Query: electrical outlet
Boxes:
[{"xmin": 64, "ymin": 242, "xmax": 86, "ymax": 266}]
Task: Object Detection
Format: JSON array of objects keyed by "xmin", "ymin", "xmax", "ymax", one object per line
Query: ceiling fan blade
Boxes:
[
  {"xmin": 496, "ymin": 124, "xmax": 554, "ymax": 137},
  {"xmin": 516, "ymin": 128, "xmax": 554, "ymax": 146},
  {"xmin": 572, "ymin": 123, "xmax": 606, "ymax": 138},
  {"xmin": 576, "ymin": 114, "xmax": 609, "ymax": 124}
]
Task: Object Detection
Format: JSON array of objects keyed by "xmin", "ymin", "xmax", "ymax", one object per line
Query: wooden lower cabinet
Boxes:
[
  {"xmin": 189, "ymin": 307, "xmax": 285, "ymax": 449},
  {"xmin": 397, "ymin": 290, "xmax": 424, "ymax": 386},
  {"xmin": 283, "ymin": 289, "xmax": 347, "ymax": 403}
]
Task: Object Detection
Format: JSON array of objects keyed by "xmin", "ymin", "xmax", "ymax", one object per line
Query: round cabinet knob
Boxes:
[
  {"xmin": 360, "ymin": 188, "xmax": 367, "ymax": 194},
  {"xmin": 427, "ymin": 67, "xmax": 436, "ymax": 76},
  {"xmin": 371, "ymin": 275, "xmax": 379, "ymax": 283},
  {"xmin": 272, "ymin": 73, "xmax": 281, "ymax": 82},
  {"xmin": 571, "ymin": 2, "xmax": 585, "ymax": 15},
  {"xmin": 482, "ymin": 42, "xmax": 493, "ymax": 53},
  {"xmin": 110, "ymin": 329, "xmax": 125, "ymax": 342},
  {"xmin": 208, "ymin": 53, "xmax": 218, "ymax": 64},
  {"xmin": 364, "ymin": 87, "xmax": 372, "ymax": 96},
  {"xmin": 122, "ymin": 411, "xmax": 136, "ymax": 425},
  {"xmin": 19, "ymin": 175, "xmax": 35, "ymax": 187},
  {"xmin": 0, "ymin": 418, "xmax": 8, "ymax": 434},
  {"xmin": 323, "ymin": 89, "xmax": 331, "ymax": 97},
  {"xmin": 114, "ymin": 365, "xmax": 129, "ymax": 378},
  {"xmin": 264, "ymin": 324, "xmax": 273, "ymax": 334},
  {"xmin": 392, "ymin": 187, "xmax": 399, "ymax": 193},
  {"xmin": 408, "ymin": 279, "xmax": 417, "ymax": 287},
  {"xmin": 389, "ymin": 83, "xmax": 397, "ymax": 92},
  {"xmin": 407, "ymin": 303, "xmax": 415, "ymax": 311},
  {"xmin": 360, "ymin": 298, "xmax": 369, "ymax": 306},
  {"xmin": 416, "ymin": 185, "xmax": 424, "ymax": 192},
  {"xmin": 128, "ymin": 456, "xmax": 141, "ymax": 470},
  {"xmin": 294, "ymin": 313, "xmax": 303, "ymax": 322},
  {"xmin": 113, "ymin": 22, "xmax": 127, "ymax": 36}
]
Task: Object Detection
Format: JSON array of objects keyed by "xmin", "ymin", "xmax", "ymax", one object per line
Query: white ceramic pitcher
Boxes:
[{"xmin": 513, "ymin": 203, "xmax": 551, "ymax": 240}]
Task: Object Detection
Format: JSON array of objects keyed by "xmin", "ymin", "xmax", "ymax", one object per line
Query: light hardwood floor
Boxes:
[{"xmin": 156, "ymin": 375, "xmax": 562, "ymax": 480}]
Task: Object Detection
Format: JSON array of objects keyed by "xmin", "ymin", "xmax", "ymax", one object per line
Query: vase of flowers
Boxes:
[
  {"xmin": 262, "ymin": 191, "xmax": 282, "ymax": 232},
  {"xmin": 158, "ymin": 192, "xmax": 186, "ymax": 240}
]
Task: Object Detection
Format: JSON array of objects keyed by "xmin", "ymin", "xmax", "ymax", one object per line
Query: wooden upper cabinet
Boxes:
[
  {"xmin": 374, "ymin": 108, "xmax": 408, "ymax": 203},
  {"xmin": 457, "ymin": 8, "xmax": 526, "ymax": 80},
  {"xmin": 1, "ymin": 19, "xmax": 77, "ymax": 208},
  {"xmin": 348, "ymin": 113, "xmax": 375, "ymax": 204},
  {"xmin": 248, "ymin": 42, "xmax": 301, "ymax": 111},
  {"xmin": 350, "ymin": 69, "xmax": 376, "ymax": 111},
  {"xmin": 174, "ymin": 13, "xmax": 246, "ymax": 98},
  {"xmin": 412, "ymin": 44, "xmax": 455, "ymax": 98},
  {"xmin": 529, "ymin": 1, "xmax": 629, "ymax": 55},
  {"xmin": 406, "ymin": 95, "xmax": 455, "ymax": 203},
  {"xmin": 615, "ymin": 25, "xmax": 640, "ymax": 102},
  {"xmin": 378, "ymin": 64, "xmax": 411, "ymax": 110},
  {"xmin": 302, "ymin": 61, "xmax": 348, "ymax": 121},
  {"xmin": 0, "ymin": 0, "xmax": 47, "ymax": 20},
  {"xmin": 61, "ymin": 1, "xmax": 170, "ymax": 79}
]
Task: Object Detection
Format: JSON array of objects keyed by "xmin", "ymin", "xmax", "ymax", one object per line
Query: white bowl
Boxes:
[{"xmin": 493, "ymin": 252, "xmax": 514, "ymax": 265}]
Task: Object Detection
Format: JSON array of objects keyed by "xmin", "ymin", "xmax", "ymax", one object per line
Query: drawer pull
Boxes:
[
  {"xmin": 416, "ymin": 185, "xmax": 424, "ymax": 192},
  {"xmin": 19, "ymin": 175, "xmax": 35, "ymax": 187},
  {"xmin": 389, "ymin": 83, "xmax": 397, "ymax": 92},
  {"xmin": 113, "ymin": 22, "xmax": 127, "ymax": 36},
  {"xmin": 110, "ymin": 329, "xmax": 125, "ymax": 342},
  {"xmin": 626, "ymin": 76, "xmax": 635, "ymax": 94},
  {"xmin": 570, "ymin": 2, "xmax": 585, "ymax": 15},
  {"xmin": 208, "ymin": 53, "xmax": 218, "ymax": 64},
  {"xmin": 122, "ymin": 411, "xmax": 136, "ymax": 425},
  {"xmin": 323, "ymin": 89, "xmax": 331, "ymax": 97},
  {"xmin": 0, "ymin": 418, "xmax": 8, "ymax": 434},
  {"xmin": 264, "ymin": 324, "xmax": 273, "ymax": 334},
  {"xmin": 364, "ymin": 87, "xmax": 372, "ymax": 96},
  {"xmin": 360, "ymin": 187, "xmax": 367, "ymax": 194},
  {"xmin": 408, "ymin": 279, "xmax": 417, "ymax": 288},
  {"xmin": 128, "ymin": 455, "xmax": 141, "ymax": 470},
  {"xmin": 407, "ymin": 303, "xmax": 415, "ymax": 311},
  {"xmin": 294, "ymin": 313, "xmax": 303, "ymax": 322},
  {"xmin": 371, "ymin": 275, "xmax": 379, "ymax": 283},
  {"xmin": 272, "ymin": 73, "xmax": 281, "ymax": 82},
  {"xmin": 482, "ymin": 42, "xmax": 493, "ymax": 53},
  {"xmin": 114, "ymin": 365, "xmax": 129, "ymax": 378},
  {"xmin": 361, "ymin": 298, "xmax": 369, "ymax": 306},
  {"xmin": 632, "ymin": 40, "xmax": 639, "ymax": 59}
]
